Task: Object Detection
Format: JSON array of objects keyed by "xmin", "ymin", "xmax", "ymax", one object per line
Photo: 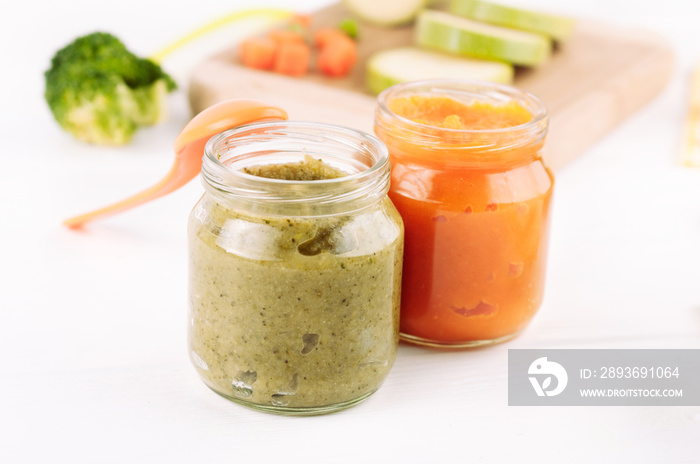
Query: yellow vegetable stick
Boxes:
[
  {"xmin": 150, "ymin": 8, "xmax": 294, "ymax": 63},
  {"xmin": 680, "ymin": 64, "xmax": 700, "ymax": 167}
]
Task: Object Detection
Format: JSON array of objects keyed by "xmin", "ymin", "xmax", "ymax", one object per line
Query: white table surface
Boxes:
[{"xmin": 2, "ymin": 0, "xmax": 699, "ymax": 462}]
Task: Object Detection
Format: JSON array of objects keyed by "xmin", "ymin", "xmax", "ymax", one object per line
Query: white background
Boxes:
[{"xmin": 1, "ymin": 0, "xmax": 699, "ymax": 462}]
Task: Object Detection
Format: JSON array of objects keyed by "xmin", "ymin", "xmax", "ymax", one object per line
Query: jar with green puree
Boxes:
[{"xmin": 188, "ymin": 121, "xmax": 404, "ymax": 415}]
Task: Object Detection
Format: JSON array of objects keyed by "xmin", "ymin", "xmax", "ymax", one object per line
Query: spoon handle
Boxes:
[{"xmin": 63, "ymin": 99, "xmax": 288, "ymax": 228}]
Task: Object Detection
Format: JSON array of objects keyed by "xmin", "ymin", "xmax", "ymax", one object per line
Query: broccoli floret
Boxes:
[{"xmin": 44, "ymin": 32, "xmax": 177, "ymax": 145}]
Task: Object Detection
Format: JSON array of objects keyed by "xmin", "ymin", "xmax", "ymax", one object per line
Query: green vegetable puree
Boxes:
[
  {"xmin": 188, "ymin": 157, "xmax": 403, "ymax": 410},
  {"xmin": 243, "ymin": 155, "xmax": 346, "ymax": 180}
]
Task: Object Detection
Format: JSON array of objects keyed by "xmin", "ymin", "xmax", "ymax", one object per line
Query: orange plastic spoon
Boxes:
[{"xmin": 63, "ymin": 99, "xmax": 288, "ymax": 228}]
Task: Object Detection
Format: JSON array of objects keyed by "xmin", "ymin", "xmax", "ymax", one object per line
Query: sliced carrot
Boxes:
[
  {"xmin": 268, "ymin": 29, "xmax": 306, "ymax": 45},
  {"xmin": 274, "ymin": 42, "xmax": 311, "ymax": 77},
  {"xmin": 239, "ymin": 37, "xmax": 278, "ymax": 70},
  {"xmin": 313, "ymin": 28, "xmax": 349, "ymax": 48},
  {"xmin": 317, "ymin": 35, "xmax": 357, "ymax": 77}
]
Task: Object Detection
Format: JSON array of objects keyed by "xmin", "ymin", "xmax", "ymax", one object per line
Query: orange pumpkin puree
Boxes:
[
  {"xmin": 388, "ymin": 96, "xmax": 532, "ymax": 129},
  {"xmin": 380, "ymin": 95, "xmax": 553, "ymax": 344}
]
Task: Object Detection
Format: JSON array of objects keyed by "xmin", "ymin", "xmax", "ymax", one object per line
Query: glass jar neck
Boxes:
[
  {"xmin": 201, "ymin": 121, "xmax": 391, "ymax": 217},
  {"xmin": 375, "ymin": 80, "xmax": 549, "ymax": 169}
]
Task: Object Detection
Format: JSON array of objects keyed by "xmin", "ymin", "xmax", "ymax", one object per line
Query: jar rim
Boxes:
[
  {"xmin": 204, "ymin": 120, "xmax": 389, "ymax": 186},
  {"xmin": 376, "ymin": 79, "xmax": 548, "ymax": 135},
  {"xmin": 201, "ymin": 120, "xmax": 392, "ymax": 216}
]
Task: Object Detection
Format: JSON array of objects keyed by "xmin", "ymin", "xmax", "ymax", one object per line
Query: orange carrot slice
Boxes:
[
  {"xmin": 313, "ymin": 28, "xmax": 349, "ymax": 48},
  {"xmin": 239, "ymin": 37, "xmax": 277, "ymax": 70},
  {"xmin": 318, "ymin": 35, "xmax": 357, "ymax": 77},
  {"xmin": 274, "ymin": 42, "xmax": 311, "ymax": 76},
  {"xmin": 268, "ymin": 29, "xmax": 306, "ymax": 45}
]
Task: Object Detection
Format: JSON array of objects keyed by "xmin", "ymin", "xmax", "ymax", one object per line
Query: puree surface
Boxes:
[
  {"xmin": 243, "ymin": 155, "xmax": 346, "ymax": 180},
  {"xmin": 388, "ymin": 95, "xmax": 532, "ymax": 129},
  {"xmin": 188, "ymin": 156, "xmax": 403, "ymax": 410}
]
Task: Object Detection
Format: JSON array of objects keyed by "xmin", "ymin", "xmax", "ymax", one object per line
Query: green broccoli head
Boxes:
[{"xmin": 45, "ymin": 32, "xmax": 177, "ymax": 145}]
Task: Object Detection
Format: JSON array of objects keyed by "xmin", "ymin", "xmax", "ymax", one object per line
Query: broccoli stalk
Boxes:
[{"xmin": 44, "ymin": 32, "xmax": 177, "ymax": 145}]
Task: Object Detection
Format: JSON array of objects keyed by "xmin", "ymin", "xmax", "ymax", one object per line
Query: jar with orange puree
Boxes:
[{"xmin": 375, "ymin": 80, "xmax": 553, "ymax": 348}]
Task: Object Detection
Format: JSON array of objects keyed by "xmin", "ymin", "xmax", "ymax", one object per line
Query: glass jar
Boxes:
[
  {"xmin": 187, "ymin": 121, "xmax": 404, "ymax": 415},
  {"xmin": 374, "ymin": 80, "xmax": 553, "ymax": 348}
]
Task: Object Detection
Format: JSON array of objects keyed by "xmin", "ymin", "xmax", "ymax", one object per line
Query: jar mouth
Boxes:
[
  {"xmin": 202, "ymin": 121, "xmax": 391, "ymax": 216},
  {"xmin": 205, "ymin": 121, "xmax": 388, "ymax": 183},
  {"xmin": 376, "ymin": 79, "xmax": 548, "ymax": 136},
  {"xmin": 375, "ymin": 79, "xmax": 549, "ymax": 166}
]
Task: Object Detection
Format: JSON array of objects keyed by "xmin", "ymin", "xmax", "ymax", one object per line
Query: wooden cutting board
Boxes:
[{"xmin": 188, "ymin": 3, "xmax": 674, "ymax": 171}]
